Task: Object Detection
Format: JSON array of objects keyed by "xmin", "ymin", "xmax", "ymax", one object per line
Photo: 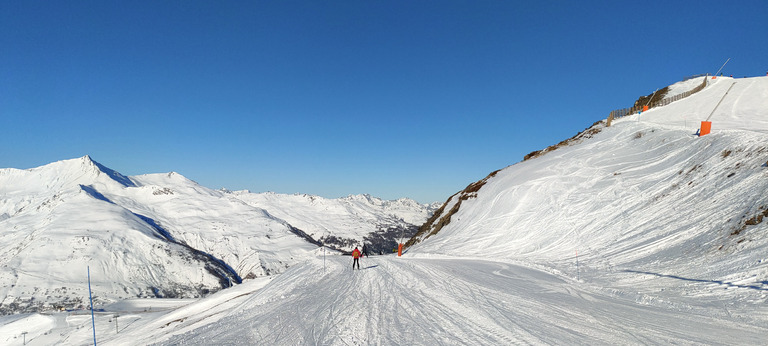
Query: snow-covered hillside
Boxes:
[
  {"xmin": 228, "ymin": 191, "xmax": 440, "ymax": 253},
  {"xmin": 411, "ymin": 75, "xmax": 768, "ymax": 306},
  {"xmin": 0, "ymin": 157, "xmax": 434, "ymax": 314}
]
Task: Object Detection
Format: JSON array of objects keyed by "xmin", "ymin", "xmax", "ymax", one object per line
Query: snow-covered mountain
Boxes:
[
  {"xmin": 227, "ymin": 191, "xmax": 440, "ymax": 254},
  {"xmin": 0, "ymin": 157, "xmax": 434, "ymax": 314},
  {"xmin": 0, "ymin": 156, "xmax": 317, "ymax": 313},
  {"xmin": 4, "ymin": 75, "xmax": 768, "ymax": 345}
]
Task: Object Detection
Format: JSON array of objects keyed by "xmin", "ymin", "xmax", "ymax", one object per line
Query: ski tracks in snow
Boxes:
[{"xmin": 164, "ymin": 255, "xmax": 768, "ymax": 345}]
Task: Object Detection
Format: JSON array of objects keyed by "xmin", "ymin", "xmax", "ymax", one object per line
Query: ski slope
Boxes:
[
  {"xmin": 164, "ymin": 255, "xmax": 768, "ymax": 345},
  {"xmin": 3, "ymin": 75, "xmax": 768, "ymax": 345},
  {"xmin": 3, "ymin": 255, "xmax": 766, "ymax": 345},
  {"xmin": 175, "ymin": 255, "xmax": 768, "ymax": 345},
  {"xmin": 411, "ymin": 76, "xmax": 768, "ymax": 306},
  {"xmin": 641, "ymin": 76, "xmax": 768, "ymax": 132}
]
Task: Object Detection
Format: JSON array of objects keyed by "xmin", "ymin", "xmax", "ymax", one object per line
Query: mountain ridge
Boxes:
[{"xmin": 227, "ymin": 190, "xmax": 440, "ymax": 253}]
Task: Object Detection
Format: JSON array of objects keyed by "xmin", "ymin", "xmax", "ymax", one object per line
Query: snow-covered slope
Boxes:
[
  {"xmin": 229, "ymin": 191, "xmax": 439, "ymax": 253},
  {"xmin": 410, "ymin": 76, "xmax": 768, "ymax": 303},
  {"xmin": 4, "ymin": 76, "xmax": 768, "ymax": 345},
  {"xmin": 6, "ymin": 255, "xmax": 765, "ymax": 345},
  {"xmin": 664, "ymin": 75, "xmax": 709, "ymax": 99},
  {"xmin": 0, "ymin": 156, "xmax": 320, "ymax": 313},
  {"xmin": 167, "ymin": 255, "xmax": 768, "ymax": 345}
]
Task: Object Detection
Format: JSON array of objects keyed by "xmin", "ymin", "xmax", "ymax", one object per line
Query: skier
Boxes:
[
  {"xmin": 352, "ymin": 246, "xmax": 361, "ymax": 270},
  {"xmin": 362, "ymin": 243, "xmax": 369, "ymax": 258}
]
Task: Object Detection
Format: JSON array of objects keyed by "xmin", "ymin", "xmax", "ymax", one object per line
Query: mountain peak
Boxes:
[
  {"xmin": 80, "ymin": 155, "xmax": 136, "ymax": 188},
  {"xmin": 16, "ymin": 156, "xmax": 137, "ymax": 191}
]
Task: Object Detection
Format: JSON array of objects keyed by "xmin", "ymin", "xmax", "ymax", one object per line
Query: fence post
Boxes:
[{"xmin": 607, "ymin": 73, "xmax": 709, "ymax": 123}]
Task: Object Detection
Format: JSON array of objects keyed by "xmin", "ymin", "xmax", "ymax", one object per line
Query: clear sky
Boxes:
[{"xmin": 2, "ymin": 1, "xmax": 766, "ymax": 203}]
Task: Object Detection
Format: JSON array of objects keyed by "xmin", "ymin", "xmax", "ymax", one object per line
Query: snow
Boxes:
[
  {"xmin": 0, "ymin": 157, "xmax": 432, "ymax": 314},
  {"xmin": 164, "ymin": 256, "xmax": 768, "ymax": 345},
  {"xmin": 2, "ymin": 75, "xmax": 768, "ymax": 344},
  {"xmin": 0, "ymin": 157, "xmax": 318, "ymax": 312},
  {"xmin": 663, "ymin": 75, "xmax": 708, "ymax": 99},
  {"xmin": 640, "ymin": 76, "xmax": 768, "ymax": 132},
  {"xmin": 4, "ymin": 255, "xmax": 766, "ymax": 345}
]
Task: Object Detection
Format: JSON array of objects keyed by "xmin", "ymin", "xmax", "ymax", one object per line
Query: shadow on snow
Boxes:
[{"xmin": 624, "ymin": 270, "xmax": 768, "ymax": 291}]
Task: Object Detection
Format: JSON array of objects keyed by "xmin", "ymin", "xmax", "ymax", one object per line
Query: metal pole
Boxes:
[
  {"xmin": 88, "ymin": 266, "xmax": 97, "ymax": 345},
  {"xmin": 322, "ymin": 233, "xmax": 326, "ymax": 274},
  {"xmin": 714, "ymin": 58, "xmax": 730, "ymax": 77},
  {"xmin": 645, "ymin": 88, "xmax": 659, "ymax": 107},
  {"xmin": 706, "ymin": 82, "xmax": 736, "ymax": 122},
  {"xmin": 22, "ymin": 331, "xmax": 27, "ymax": 345}
]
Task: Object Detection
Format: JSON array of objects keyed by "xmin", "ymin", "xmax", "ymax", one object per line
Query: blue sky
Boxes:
[{"xmin": 2, "ymin": 1, "xmax": 766, "ymax": 203}]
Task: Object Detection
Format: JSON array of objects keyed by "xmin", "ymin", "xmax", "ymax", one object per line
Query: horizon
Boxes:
[{"xmin": 2, "ymin": 1, "xmax": 767, "ymax": 203}]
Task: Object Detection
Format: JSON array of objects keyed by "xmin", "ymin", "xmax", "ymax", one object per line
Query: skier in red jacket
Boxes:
[{"xmin": 352, "ymin": 247, "xmax": 361, "ymax": 270}]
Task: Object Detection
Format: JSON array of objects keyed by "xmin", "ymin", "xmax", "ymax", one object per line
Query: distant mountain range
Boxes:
[{"xmin": 228, "ymin": 190, "xmax": 441, "ymax": 254}]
